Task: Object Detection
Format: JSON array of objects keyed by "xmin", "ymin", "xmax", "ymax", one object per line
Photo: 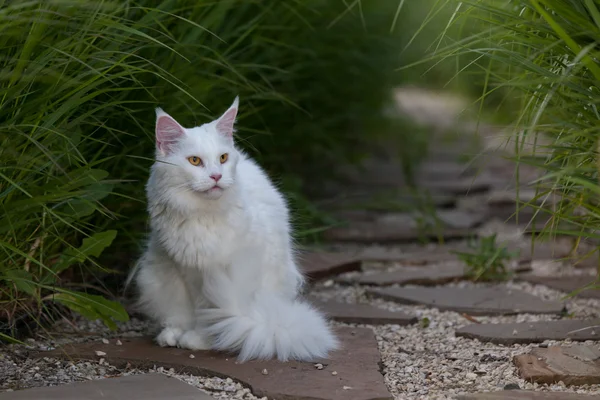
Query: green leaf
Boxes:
[
  {"xmin": 3, "ymin": 268, "xmax": 37, "ymax": 296},
  {"xmin": 0, "ymin": 332, "xmax": 25, "ymax": 345},
  {"xmin": 50, "ymin": 289, "xmax": 129, "ymax": 331},
  {"xmin": 53, "ymin": 230, "xmax": 117, "ymax": 274}
]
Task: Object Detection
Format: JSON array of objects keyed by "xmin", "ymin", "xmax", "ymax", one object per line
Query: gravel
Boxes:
[{"xmin": 311, "ymin": 276, "xmax": 600, "ymax": 400}]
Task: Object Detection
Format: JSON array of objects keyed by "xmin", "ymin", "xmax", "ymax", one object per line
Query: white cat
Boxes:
[{"xmin": 129, "ymin": 97, "xmax": 338, "ymax": 362}]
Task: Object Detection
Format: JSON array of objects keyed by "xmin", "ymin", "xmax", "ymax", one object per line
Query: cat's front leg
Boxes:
[
  {"xmin": 176, "ymin": 270, "xmax": 213, "ymax": 350},
  {"xmin": 156, "ymin": 326, "xmax": 184, "ymax": 347},
  {"xmin": 134, "ymin": 247, "xmax": 197, "ymax": 347},
  {"xmin": 177, "ymin": 330, "xmax": 211, "ymax": 350}
]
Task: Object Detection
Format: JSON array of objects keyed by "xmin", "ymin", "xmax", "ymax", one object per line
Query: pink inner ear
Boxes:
[
  {"xmin": 156, "ymin": 116, "xmax": 185, "ymax": 154},
  {"xmin": 216, "ymin": 107, "xmax": 237, "ymax": 138}
]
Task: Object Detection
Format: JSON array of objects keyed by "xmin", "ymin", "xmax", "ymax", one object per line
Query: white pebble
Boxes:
[
  {"xmin": 94, "ymin": 351, "xmax": 106, "ymax": 357},
  {"xmin": 116, "ymin": 340, "xmax": 123, "ymax": 346},
  {"xmin": 314, "ymin": 363, "xmax": 324, "ymax": 370},
  {"xmin": 343, "ymin": 386, "xmax": 353, "ymax": 390},
  {"xmin": 189, "ymin": 354, "xmax": 195, "ymax": 359},
  {"xmin": 331, "ymin": 371, "xmax": 338, "ymax": 376},
  {"xmin": 261, "ymin": 369, "xmax": 268, "ymax": 375},
  {"xmin": 101, "ymin": 338, "xmax": 109, "ymax": 344}
]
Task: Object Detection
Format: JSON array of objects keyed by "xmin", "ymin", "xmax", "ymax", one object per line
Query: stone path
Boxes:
[
  {"xmin": 38, "ymin": 328, "xmax": 390, "ymax": 400},
  {"xmin": 2, "ymin": 88, "xmax": 600, "ymax": 399}
]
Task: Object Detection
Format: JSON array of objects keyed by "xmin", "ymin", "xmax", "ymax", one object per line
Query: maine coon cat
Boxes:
[{"xmin": 129, "ymin": 97, "xmax": 338, "ymax": 362}]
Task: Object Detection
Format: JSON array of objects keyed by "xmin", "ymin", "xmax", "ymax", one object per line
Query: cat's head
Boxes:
[{"xmin": 154, "ymin": 97, "xmax": 240, "ymax": 200}]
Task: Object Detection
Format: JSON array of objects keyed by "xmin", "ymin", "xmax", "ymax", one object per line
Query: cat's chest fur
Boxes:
[{"xmin": 152, "ymin": 204, "xmax": 251, "ymax": 269}]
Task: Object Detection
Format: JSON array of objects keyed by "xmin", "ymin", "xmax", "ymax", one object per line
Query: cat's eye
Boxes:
[
  {"xmin": 220, "ymin": 153, "xmax": 229, "ymax": 164},
  {"xmin": 188, "ymin": 156, "xmax": 203, "ymax": 166}
]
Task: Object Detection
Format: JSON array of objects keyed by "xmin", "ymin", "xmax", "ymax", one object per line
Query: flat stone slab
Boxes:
[
  {"xmin": 37, "ymin": 327, "xmax": 391, "ymax": 400},
  {"xmin": 0, "ymin": 374, "xmax": 210, "ymax": 400},
  {"xmin": 356, "ymin": 245, "xmax": 467, "ymax": 265},
  {"xmin": 323, "ymin": 210, "xmax": 573, "ymax": 244},
  {"xmin": 323, "ymin": 220, "xmax": 472, "ymax": 243},
  {"xmin": 456, "ymin": 319, "xmax": 600, "ymax": 345},
  {"xmin": 419, "ymin": 174, "xmax": 493, "ymax": 196},
  {"xmin": 458, "ymin": 390, "xmax": 600, "ymax": 399},
  {"xmin": 515, "ymin": 345, "xmax": 600, "ymax": 385},
  {"xmin": 368, "ymin": 286, "xmax": 564, "ymax": 315},
  {"xmin": 338, "ymin": 263, "xmax": 466, "ymax": 286},
  {"xmin": 338, "ymin": 262, "xmax": 530, "ymax": 286},
  {"xmin": 311, "ymin": 299, "xmax": 417, "ymax": 325},
  {"xmin": 519, "ymin": 275, "xmax": 600, "ymax": 299},
  {"xmin": 298, "ymin": 251, "xmax": 362, "ymax": 282}
]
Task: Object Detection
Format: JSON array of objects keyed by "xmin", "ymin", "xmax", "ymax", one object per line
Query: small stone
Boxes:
[
  {"xmin": 101, "ymin": 338, "xmax": 109, "ymax": 344},
  {"xmin": 314, "ymin": 363, "xmax": 324, "ymax": 370},
  {"xmin": 503, "ymin": 383, "xmax": 520, "ymax": 390},
  {"xmin": 512, "ymin": 329, "xmax": 518, "ymax": 335},
  {"xmin": 188, "ymin": 354, "xmax": 195, "ymax": 359},
  {"xmin": 94, "ymin": 351, "xmax": 106, "ymax": 357},
  {"xmin": 332, "ymin": 371, "xmax": 338, "ymax": 376},
  {"xmin": 116, "ymin": 340, "xmax": 123, "ymax": 346},
  {"xmin": 261, "ymin": 369, "xmax": 268, "ymax": 375},
  {"xmin": 99, "ymin": 358, "xmax": 105, "ymax": 365},
  {"xmin": 343, "ymin": 386, "xmax": 353, "ymax": 390}
]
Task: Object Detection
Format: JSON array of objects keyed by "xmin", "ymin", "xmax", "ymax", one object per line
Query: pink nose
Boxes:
[{"xmin": 210, "ymin": 173, "xmax": 222, "ymax": 182}]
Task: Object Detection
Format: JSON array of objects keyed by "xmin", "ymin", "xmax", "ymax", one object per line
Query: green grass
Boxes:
[
  {"xmin": 452, "ymin": 234, "xmax": 519, "ymax": 281},
  {"xmin": 424, "ymin": 0, "xmax": 600, "ymax": 270},
  {"xmin": 0, "ymin": 0, "xmax": 459, "ymax": 338}
]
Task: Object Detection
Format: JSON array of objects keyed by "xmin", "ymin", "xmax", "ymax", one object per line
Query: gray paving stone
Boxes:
[
  {"xmin": 298, "ymin": 251, "xmax": 362, "ymax": 282},
  {"xmin": 323, "ymin": 212, "xmax": 475, "ymax": 243},
  {"xmin": 518, "ymin": 275, "xmax": 600, "ymax": 299},
  {"xmin": 456, "ymin": 319, "xmax": 600, "ymax": 344},
  {"xmin": 368, "ymin": 286, "xmax": 564, "ymax": 316},
  {"xmin": 337, "ymin": 263, "xmax": 466, "ymax": 286},
  {"xmin": 338, "ymin": 261, "xmax": 530, "ymax": 286},
  {"xmin": 0, "ymin": 374, "xmax": 209, "ymax": 400},
  {"xmin": 310, "ymin": 299, "xmax": 417, "ymax": 325},
  {"xmin": 418, "ymin": 173, "xmax": 494, "ymax": 196}
]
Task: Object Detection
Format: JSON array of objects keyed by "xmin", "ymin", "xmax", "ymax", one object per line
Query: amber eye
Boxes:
[
  {"xmin": 220, "ymin": 153, "xmax": 229, "ymax": 164},
  {"xmin": 188, "ymin": 156, "xmax": 202, "ymax": 166}
]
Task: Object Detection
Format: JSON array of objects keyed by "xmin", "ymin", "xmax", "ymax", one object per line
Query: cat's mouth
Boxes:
[
  {"xmin": 204, "ymin": 185, "xmax": 223, "ymax": 193},
  {"xmin": 189, "ymin": 184, "xmax": 224, "ymax": 195}
]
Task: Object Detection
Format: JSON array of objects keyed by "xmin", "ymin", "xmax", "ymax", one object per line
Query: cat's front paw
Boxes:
[
  {"xmin": 156, "ymin": 327, "xmax": 183, "ymax": 347},
  {"xmin": 178, "ymin": 330, "xmax": 211, "ymax": 350}
]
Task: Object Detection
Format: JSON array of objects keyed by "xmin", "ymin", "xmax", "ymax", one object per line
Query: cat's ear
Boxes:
[
  {"xmin": 215, "ymin": 96, "xmax": 239, "ymax": 139},
  {"xmin": 155, "ymin": 108, "xmax": 185, "ymax": 156}
]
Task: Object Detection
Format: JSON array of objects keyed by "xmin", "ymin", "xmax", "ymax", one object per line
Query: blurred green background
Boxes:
[{"xmin": 2, "ymin": 0, "xmax": 598, "ymax": 338}]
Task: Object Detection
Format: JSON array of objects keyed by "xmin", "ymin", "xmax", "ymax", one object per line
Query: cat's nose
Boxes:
[{"xmin": 210, "ymin": 173, "xmax": 222, "ymax": 182}]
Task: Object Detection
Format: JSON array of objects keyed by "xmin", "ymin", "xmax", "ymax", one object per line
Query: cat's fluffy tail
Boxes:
[{"xmin": 198, "ymin": 273, "xmax": 339, "ymax": 362}]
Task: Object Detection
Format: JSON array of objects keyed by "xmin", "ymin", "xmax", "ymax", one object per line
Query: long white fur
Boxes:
[{"xmin": 130, "ymin": 97, "xmax": 338, "ymax": 362}]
